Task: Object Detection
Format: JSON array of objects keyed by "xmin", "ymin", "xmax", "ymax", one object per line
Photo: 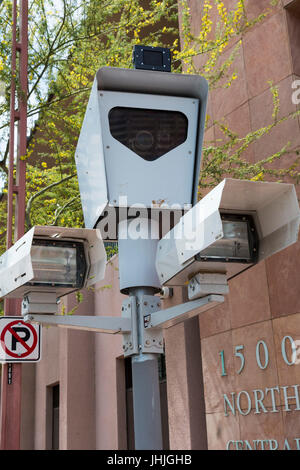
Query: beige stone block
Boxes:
[
  {"xmin": 201, "ymin": 331, "xmax": 235, "ymax": 413},
  {"xmin": 282, "ymin": 407, "xmax": 300, "ymax": 449},
  {"xmin": 272, "ymin": 313, "xmax": 300, "ymax": 407},
  {"xmin": 199, "ymin": 295, "xmax": 231, "ymax": 339},
  {"xmin": 285, "ymin": 6, "xmax": 300, "ymax": 76},
  {"xmin": 164, "ymin": 322, "xmax": 192, "ymax": 449},
  {"xmin": 243, "ymin": 11, "xmax": 292, "ymax": 99},
  {"xmin": 266, "ymin": 240, "xmax": 300, "ymax": 318},
  {"xmin": 239, "ymin": 407, "xmax": 285, "ymax": 450},
  {"xmin": 213, "ymin": 102, "xmax": 255, "ymax": 163},
  {"xmin": 249, "ymin": 75, "xmax": 300, "ymax": 161},
  {"xmin": 244, "ymin": 0, "xmax": 282, "ymax": 20},
  {"xmin": 231, "ymin": 321, "xmax": 279, "ymax": 410},
  {"xmin": 206, "ymin": 411, "xmax": 240, "ymax": 450},
  {"xmin": 228, "ymin": 262, "xmax": 271, "ymax": 330},
  {"xmin": 211, "ymin": 43, "xmax": 248, "ymax": 120}
]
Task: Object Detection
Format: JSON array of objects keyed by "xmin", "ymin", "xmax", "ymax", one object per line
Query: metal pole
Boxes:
[
  {"xmin": 0, "ymin": 0, "xmax": 28, "ymax": 450},
  {"xmin": 118, "ymin": 219, "xmax": 163, "ymax": 449},
  {"xmin": 129, "ymin": 287, "xmax": 163, "ymax": 450}
]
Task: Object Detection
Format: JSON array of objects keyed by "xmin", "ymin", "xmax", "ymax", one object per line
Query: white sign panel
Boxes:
[{"xmin": 0, "ymin": 317, "xmax": 41, "ymax": 363}]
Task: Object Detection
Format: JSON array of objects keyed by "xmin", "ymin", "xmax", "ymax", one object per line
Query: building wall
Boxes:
[
  {"xmin": 19, "ymin": 256, "xmax": 123, "ymax": 449},
  {"xmin": 183, "ymin": 0, "xmax": 300, "ymax": 450},
  {"xmin": 20, "ymin": 0, "xmax": 300, "ymax": 450}
]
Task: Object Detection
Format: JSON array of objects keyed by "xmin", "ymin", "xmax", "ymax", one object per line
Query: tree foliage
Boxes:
[
  {"xmin": 177, "ymin": 0, "xmax": 300, "ymax": 196},
  {"xmin": 0, "ymin": 0, "xmax": 178, "ymax": 253}
]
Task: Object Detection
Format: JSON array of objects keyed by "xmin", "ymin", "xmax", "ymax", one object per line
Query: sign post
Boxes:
[{"xmin": 0, "ymin": 0, "xmax": 28, "ymax": 450}]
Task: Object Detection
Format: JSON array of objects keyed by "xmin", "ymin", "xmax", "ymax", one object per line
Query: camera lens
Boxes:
[
  {"xmin": 134, "ymin": 131, "xmax": 154, "ymax": 152},
  {"xmin": 109, "ymin": 107, "xmax": 188, "ymax": 161}
]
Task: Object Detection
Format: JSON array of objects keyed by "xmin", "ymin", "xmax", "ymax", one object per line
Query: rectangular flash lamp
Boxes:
[
  {"xmin": 197, "ymin": 214, "xmax": 259, "ymax": 264},
  {"xmin": 28, "ymin": 239, "xmax": 87, "ymax": 288}
]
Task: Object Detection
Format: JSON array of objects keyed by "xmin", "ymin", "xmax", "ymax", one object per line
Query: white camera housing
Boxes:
[
  {"xmin": 0, "ymin": 226, "xmax": 107, "ymax": 299},
  {"xmin": 156, "ymin": 179, "xmax": 300, "ymax": 286},
  {"xmin": 75, "ymin": 67, "xmax": 209, "ymax": 238}
]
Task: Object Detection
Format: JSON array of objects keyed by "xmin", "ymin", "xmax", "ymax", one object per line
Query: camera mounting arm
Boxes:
[
  {"xmin": 24, "ymin": 313, "xmax": 132, "ymax": 334},
  {"xmin": 23, "ymin": 292, "xmax": 225, "ymax": 340},
  {"xmin": 143, "ymin": 294, "xmax": 224, "ymax": 330},
  {"xmin": 22, "ymin": 293, "xmax": 131, "ymax": 334}
]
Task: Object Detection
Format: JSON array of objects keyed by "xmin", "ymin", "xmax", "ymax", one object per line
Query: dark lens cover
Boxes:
[
  {"xmin": 143, "ymin": 50, "xmax": 163, "ymax": 67},
  {"xmin": 108, "ymin": 107, "xmax": 188, "ymax": 161}
]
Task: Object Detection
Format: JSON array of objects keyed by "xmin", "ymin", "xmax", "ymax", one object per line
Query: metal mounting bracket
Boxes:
[
  {"xmin": 121, "ymin": 295, "xmax": 164, "ymax": 357},
  {"xmin": 139, "ymin": 295, "xmax": 164, "ymax": 355},
  {"xmin": 22, "ymin": 294, "xmax": 224, "ymax": 354},
  {"xmin": 122, "ymin": 296, "xmax": 138, "ymax": 356},
  {"xmin": 22, "ymin": 292, "xmax": 58, "ymax": 315},
  {"xmin": 188, "ymin": 273, "xmax": 229, "ymax": 300},
  {"xmin": 22, "ymin": 293, "xmax": 132, "ymax": 334},
  {"xmin": 24, "ymin": 313, "xmax": 132, "ymax": 334},
  {"xmin": 144, "ymin": 294, "xmax": 224, "ymax": 329}
]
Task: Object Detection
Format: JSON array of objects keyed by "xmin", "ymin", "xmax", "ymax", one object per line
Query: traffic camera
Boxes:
[
  {"xmin": 156, "ymin": 178, "xmax": 300, "ymax": 290},
  {"xmin": 75, "ymin": 65, "xmax": 209, "ymax": 239},
  {"xmin": 0, "ymin": 226, "xmax": 106, "ymax": 303}
]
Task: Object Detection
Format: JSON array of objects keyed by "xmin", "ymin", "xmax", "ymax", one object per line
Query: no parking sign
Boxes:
[{"xmin": 0, "ymin": 317, "xmax": 41, "ymax": 363}]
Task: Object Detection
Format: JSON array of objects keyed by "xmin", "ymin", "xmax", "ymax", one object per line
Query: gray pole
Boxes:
[
  {"xmin": 118, "ymin": 220, "xmax": 163, "ymax": 450},
  {"xmin": 129, "ymin": 287, "xmax": 163, "ymax": 450}
]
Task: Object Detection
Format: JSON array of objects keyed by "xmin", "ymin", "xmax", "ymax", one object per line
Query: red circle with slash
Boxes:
[{"xmin": 0, "ymin": 320, "xmax": 38, "ymax": 359}]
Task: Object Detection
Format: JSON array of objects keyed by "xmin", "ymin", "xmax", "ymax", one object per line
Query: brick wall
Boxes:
[{"xmin": 180, "ymin": 0, "xmax": 300, "ymax": 450}]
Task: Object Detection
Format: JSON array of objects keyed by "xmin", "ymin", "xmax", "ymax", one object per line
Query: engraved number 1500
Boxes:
[{"xmin": 219, "ymin": 336, "xmax": 299, "ymax": 377}]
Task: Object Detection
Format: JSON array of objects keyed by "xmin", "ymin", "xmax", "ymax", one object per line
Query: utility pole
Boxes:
[
  {"xmin": 0, "ymin": 0, "xmax": 28, "ymax": 450},
  {"xmin": 118, "ymin": 219, "xmax": 164, "ymax": 449}
]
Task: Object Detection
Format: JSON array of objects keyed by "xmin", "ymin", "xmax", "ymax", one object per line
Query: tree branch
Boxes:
[
  {"xmin": 50, "ymin": 194, "xmax": 80, "ymax": 226},
  {"xmin": 25, "ymin": 172, "xmax": 76, "ymax": 229},
  {"xmin": 27, "ymin": 0, "xmax": 68, "ymax": 101}
]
